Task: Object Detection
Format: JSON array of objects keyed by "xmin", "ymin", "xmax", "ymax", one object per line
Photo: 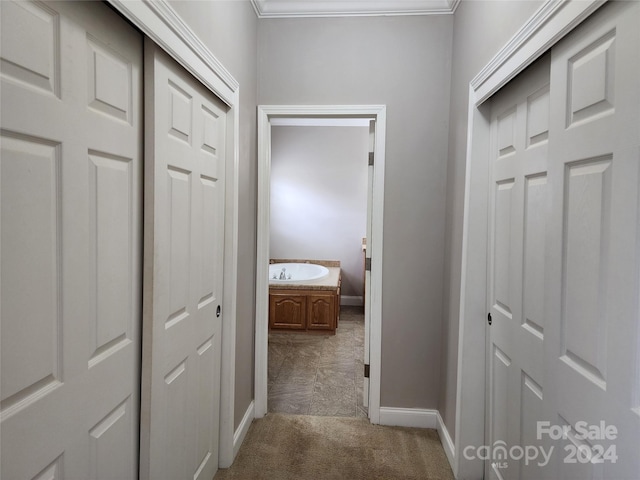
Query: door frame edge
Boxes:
[{"xmin": 255, "ymin": 104, "xmax": 387, "ymax": 424}]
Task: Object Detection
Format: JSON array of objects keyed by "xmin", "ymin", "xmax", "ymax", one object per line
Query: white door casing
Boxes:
[
  {"xmin": 255, "ymin": 105, "xmax": 386, "ymax": 423},
  {"xmin": 140, "ymin": 40, "xmax": 227, "ymax": 480},
  {"xmin": 1, "ymin": 1, "xmax": 142, "ymax": 478},
  {"xmin": 484, "ymin": 2, "xmax": 640, "ymax": 479},
  {"xmin": 363, "ymin": 119, "xmax": 375, "ymax": 409}
]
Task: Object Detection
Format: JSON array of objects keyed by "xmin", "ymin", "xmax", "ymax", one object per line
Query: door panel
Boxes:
[
  {"xmin": 487, "ymin": 53, "xmax": 551, "ymax": 480},
  {"xmin": 141, "ymin": 41, "xmax": 226, "ymax": 480},
  {"xmin": 1, "ymin": 1, "xmax": 142, "ymax": 478}
]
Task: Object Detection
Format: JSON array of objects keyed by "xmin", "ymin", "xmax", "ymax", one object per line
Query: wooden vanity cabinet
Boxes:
[
  {"xmin": 269, "ymin": 288, "xmax": 338, "ymax": 333},
  {"xmin": 268, "ymin": 264, "xmax": 341, "ymax": 333}
]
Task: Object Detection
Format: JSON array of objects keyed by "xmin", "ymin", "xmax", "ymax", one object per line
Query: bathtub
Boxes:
[
  {"xmin": 269, "ymin": 262, "xmax": 329, "ymax": 283},
  {"xmin": 269, "ymin": 260, "xmax": 341, "ymax": 333}
]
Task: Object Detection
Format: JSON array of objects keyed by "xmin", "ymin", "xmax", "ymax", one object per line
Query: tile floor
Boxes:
[{"xmin": 267, "ymin": 305, "xmax": 367, "ymax": 418}]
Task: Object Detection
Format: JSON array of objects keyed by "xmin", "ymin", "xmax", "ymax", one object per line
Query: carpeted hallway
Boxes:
[
  {"xmin": 213, "ymin": 413, "xmax": 455, "ymax": 480},
  {"xmin": 217, "ymin": 307, "xmax": 454, "ymax": 479}
]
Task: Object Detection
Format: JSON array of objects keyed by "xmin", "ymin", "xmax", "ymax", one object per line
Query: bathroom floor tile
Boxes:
[
  {"xmin": 268, "ymin": 382, "xmax": 315, "ymax": 414},
  {"xmin": 268, "ymin": 306, "xmax": 365, "ymax": 417},
  {"xmin": 315, "ymin": 367, "xmax": 354, "ymax": 388}
]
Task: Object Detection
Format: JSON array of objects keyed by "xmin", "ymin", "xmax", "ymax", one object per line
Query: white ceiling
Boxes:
[{"xmin": 251, "ymin": 0, "xmax": 461, "ymax": 18}]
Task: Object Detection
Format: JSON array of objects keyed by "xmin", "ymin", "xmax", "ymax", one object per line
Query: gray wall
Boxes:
[
  {"xmin": 270, "ymin": 126, "xmax": 368, "ymax": 298},
  {"xmin": 439, "ymin": 0, "xmax": 545, "ymax": 441},
  {"xmin": 167, "ymin": 0, "xmax": 258, "ymax": 429},
  {"xmin": 259, "ymin": 15, "xmax": 453, "ymax": 408}
]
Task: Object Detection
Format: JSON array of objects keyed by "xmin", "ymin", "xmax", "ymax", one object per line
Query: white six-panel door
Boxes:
[
  {"xmin": 545, "ymin": 2, "xmax": 640, "ymax": 478},
  {"xmin": 487, "ymin": 2, "xmax": 640, "ymax": 479},
  {"xmin": 140, "ymin": 40, "xmax": 227, "ymax": 480},
  {"xmin": 0, "ymin": 1, "xmax": 142, "ymax": 478},
  {"xmin": 487, "ymin": 52, "xmax": 551, "ymax": 480}
]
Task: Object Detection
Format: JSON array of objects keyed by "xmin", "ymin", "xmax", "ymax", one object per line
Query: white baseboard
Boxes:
[
  {"xmin": 379, "ymin": 407, "xmax": 456, "ymax": 477},
  {"xmin": 232, "ymin": 400, "xmax": 255, "ymax": 460},
  {"xmin": 378, "ymin": 407, "xmax": 438, "ymax": 429},
  {"xmin": 341, "ymin": 295, "xmax": 363, "ymax": 306},
  {"xmin": 436, "ymin": 411, "xmax": 456, "ymax": 477}
]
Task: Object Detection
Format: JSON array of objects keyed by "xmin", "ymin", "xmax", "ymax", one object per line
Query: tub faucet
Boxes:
[{"xmin": 279, "ymin": 268, "xmax": 286, "ymax": 280}]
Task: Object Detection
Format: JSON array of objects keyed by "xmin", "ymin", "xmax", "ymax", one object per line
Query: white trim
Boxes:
[
  {"xmin": 106, "ymin": 0, "xmax": 239, "ymax": 470},
  {"xmin": 255, "ymin": 105, "xmax": 386, "ymax": 426},
  {"xmin": 454, "ymin": 1, "xmax": 604, "ymax": 479},
  {"xmin": 378, "ymin": 408, "xmax": 455, "ymax": 474},
  {"xmin": 233, "ymin": 401, "xmax": 255, "ymax": 459},
  {"xmin": 378, "ymin": 407, "xmax": 438, "ymax": 429},
  {"xmin": 379, "ymin": 407, "xmax": 456, "ymax": 475},
  {"xmin": 437, "ymin": 411, "xmax": 456, "ymax": 475},
  {"xmin": 219, "ymin": 102, "xmax": 240, "ymax": 469},
  {"xmin": 471, "ymin": 0, "xmax": 604, "ymax": 106},
  {"xmin": 340, "ymin": 295, "xmax": 364, "ymax": 306},
  {"xmin": 251, "ymin": 0, "xmax": 458, "ymax": 18},
  {"xmin": 270, "ymin": 117, "xmax": 371, "ymax": 127},
  {"xmin": 109, "ymin": 0, "xmax": 238, "ymax": 106},
  {"xmin": 255, "ymin": 107, "xmax": 271, "ymax": 419}
]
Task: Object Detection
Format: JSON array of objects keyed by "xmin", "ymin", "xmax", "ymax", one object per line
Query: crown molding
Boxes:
[
  {"xmin": 470, "ymin": 0, "xmax": 605, "ymax": 105},
  {"xmin": 251, "ymin": 0, "xmax": 458, "ymax": 18}
]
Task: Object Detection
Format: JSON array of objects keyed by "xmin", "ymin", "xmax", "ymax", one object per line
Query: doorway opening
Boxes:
[
  {"xmin": 268, "ymin": 119, "xmax": 368, "ymax": 417},
  {"xmin": 255, "ymin": 105, "xmax": 386, "ymax": 424}
]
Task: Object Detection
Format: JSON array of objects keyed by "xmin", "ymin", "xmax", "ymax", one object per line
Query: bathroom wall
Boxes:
[
  {"xmin": 270, "ymin": 125, "xmax": 369, "ymax": 300},
  {"xmin": 167, "ymin": 0, "xmax": 258, "ymax": 430},
  {"xmin": 259, "ymin": 15, "xmax": 453, "ymax": 409},
  {"xmin": 439, "ymin": 0, "xmax": 545, "ymax": 443}
]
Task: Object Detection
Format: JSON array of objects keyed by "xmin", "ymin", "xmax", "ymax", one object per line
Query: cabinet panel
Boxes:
[
  {"xmin": 307, "ymin": 293, "xmax": 335, "ymax": 331},
  {"xmin": 269, "ymin": 293, "xmax": 306, "ymax": 330}
]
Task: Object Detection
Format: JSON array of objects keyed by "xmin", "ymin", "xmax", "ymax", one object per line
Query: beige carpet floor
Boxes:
[{"xmin": 213, "ymin": 413, "xmax": 455, "ymax": 480}]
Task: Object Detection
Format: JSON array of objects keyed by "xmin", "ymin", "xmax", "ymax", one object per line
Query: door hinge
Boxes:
[
  {"xmin": 364, "ymin": 364, "xmax": 370, "ymax": 378},
  {"xmin": 368, "ymin": 152, "xmax": 374, "ymax": 166},
  {"xmin": 487, "ymin": 312, "xmax": 492, "ymax": 326},
  {"xmin": 364, "ymin": 257, "xmax": 371, "ymax": 271}
]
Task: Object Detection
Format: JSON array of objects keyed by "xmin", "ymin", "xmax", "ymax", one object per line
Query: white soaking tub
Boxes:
[{"xmin": 269, "ymin": 263, "xmax": 329, "ymax": 283}]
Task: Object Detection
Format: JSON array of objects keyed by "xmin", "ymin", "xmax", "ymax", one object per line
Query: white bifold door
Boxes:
[
  {"xmin": 1, "ymin": 1, "xmax": 143, "ymax": 479},
  {"xmin": 486, "ymin": 2, "xmax": 640, "ymax": 479},
  {"xmin": 139, "ymin": 40, "xmax": 227, "ymax": 480}
]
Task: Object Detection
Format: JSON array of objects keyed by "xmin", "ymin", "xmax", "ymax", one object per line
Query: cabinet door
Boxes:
[
  {"xmin": 307, "ymin": 292, "xmax": 336, "ymax": 331},
  {"xmin": 269, "ymin": 293, "xmax": 306, "ymax": 330}
]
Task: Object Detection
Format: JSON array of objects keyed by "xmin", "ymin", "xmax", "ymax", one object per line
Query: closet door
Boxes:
[
  {"xmin": 485, "ymin": 2, "xmax": 640, "ymax": 479},
  {"xmin": 486, "ymin": 54, "xmax": 551, "ymax": 480},
  {"xmin": 140, "ymin": 40, "xmax": 227, "ymax": 480},
  {"xmin": 545, "ymin": 2, "xmax": 640, "ymax": 478},
  {"xmin": 0, "ymin": 1, "xmax": 143, "ymax": 478}
]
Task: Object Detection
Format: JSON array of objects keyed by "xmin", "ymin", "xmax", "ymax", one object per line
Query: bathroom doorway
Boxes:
[
  {"xmin": 268, "ymin": 120, "xmax": 368, "ymax": 416},
  {"xmin": 255, "ymin": 105, "xmax": 386, "ymax": 423}
]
